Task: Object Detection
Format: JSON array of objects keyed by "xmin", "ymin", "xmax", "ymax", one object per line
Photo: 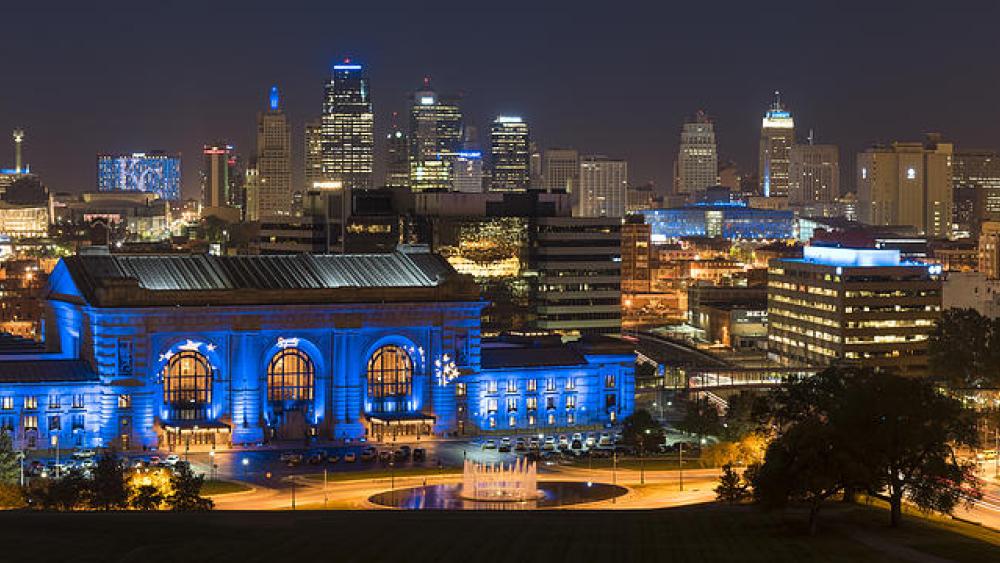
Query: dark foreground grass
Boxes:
[
  {"xmin": 200, "ymin": 480, "xmax": 252, "ymax": 495},
  {"xmin": 0, "ymin": 503, "xmax": 996, "ymax": 563}
]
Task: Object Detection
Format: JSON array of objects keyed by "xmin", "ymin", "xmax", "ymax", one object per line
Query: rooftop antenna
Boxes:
[
  {"xmin": 773, "ymin": 90, "xmax": 782, "ymax": 110},
  {"xmin": 808, "ymin": 128, "xmax": 815, "ymax": 145},
  {"xmin": 12, "ymin": 129, "xmax": 24, "ymax": 173},
  {"xmin": 269, "ymin": 85, "xmax": 280, "ymax": 111}
]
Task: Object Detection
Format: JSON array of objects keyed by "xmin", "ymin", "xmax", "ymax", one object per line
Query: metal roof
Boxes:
[{"xmin": 0, "ymin": 359, "xmax": 98, "ymax": 384}]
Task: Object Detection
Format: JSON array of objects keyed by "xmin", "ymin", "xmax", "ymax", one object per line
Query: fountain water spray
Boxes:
[{"xmin": 461, "ymin": 457, "xmax": 540, "ymax": 501}]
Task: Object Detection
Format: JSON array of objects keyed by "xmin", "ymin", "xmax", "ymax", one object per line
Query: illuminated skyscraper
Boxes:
[
  {"xmin": 97, "ymin": 151, "xmax": 181, "ymax": 201},
  {"xmin": 384, "ymin": 115, "xmax": 409, "ymax": 188},
  {"xmin": 489, "ymin": 116, "xmax": 530, "ymax": 192},
  {"xmin": 789, "ymin": 140, "xmax": 839, "ymax": 204},
  {"xmin": 578, "ymin": 156, "xmax": 628, "ymax": 218},
  {"xmin": 676, "ymin": 111, "xmax": 718, "ymax": 195},
  {"xmin": 952, "ymin": 150, "xmax": 1000, "ymax": 236},
  {"xmin": 857, "ymin": 134, "xmax": 953, "ymax": 238},
  {"xmin": 409, "ymin": 80, "xmax": 463, "ymax": 191},
  {"xmin": 255, "ymin": 85, "xmax": 292, "ymax": 218},
  {"xmin": 321, "ymin": 60, "xmax": 374, "ymax": 190},
  {"xmin": 201, "ymin": 142, "xmax": 238, "ymax": 219},
  {"xmin": 758, "ymin": 92, "xmax": 795, "ymax": 198},
  {"xmin": 452, "ymin": 151, "xmax": 484, "ymax": 193},
  {"xmin": 304, "ymin": 119, "xmax": 324, "ymax": 191}
]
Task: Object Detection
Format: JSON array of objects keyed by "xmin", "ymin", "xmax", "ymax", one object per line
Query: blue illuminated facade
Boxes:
[
  {"xmin": 97, "ymin": 152, "xmax": 181, "ymax": 202},
  {"xmin": 0, "ymin": 249, "xmax": 634, "ymax": 451},
  {"xmin": 639, "ymin": 203, "xmax": 794, "ymax": 241}
]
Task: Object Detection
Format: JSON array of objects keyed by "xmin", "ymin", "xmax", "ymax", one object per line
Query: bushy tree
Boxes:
[
  {"xmin": 620, "ymin": 409, "xmax": 665, "ymax": 453},
  {"xmin": 166, "ymin": 463, "xmax": 213, "ymax": 511},
  {"xmin": 0, "ymin": 429, "xmax": 20, "ymax": 485},
  {"xmin": 131, "ymin": 484, "xmax": 165, "ymax": 511},
  {"xmin": 720, "ymin": 391, "xmax": 767, "ymax": 442},
  {"xmin": 929, "ymin": 308, "xmax": 1000, "ymax": 389},
  {"xmin": 715, "ymin": 463, "xmax": 749, "ymax": 505},
  {"xmin": 90, "ymin": 450, "xmax": 128, "ymax": 510},
  {"xmin": 676, "ymin": 397, "xmax": 722, "ymax": 440}
]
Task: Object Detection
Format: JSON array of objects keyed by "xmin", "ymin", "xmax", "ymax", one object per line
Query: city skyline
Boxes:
[{"xmin": 3, "ymin": 4, "xmax": 1000, "ymax": 199}]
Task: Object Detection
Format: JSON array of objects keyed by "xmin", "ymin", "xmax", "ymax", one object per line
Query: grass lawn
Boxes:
[
  {"xmin": 201, "ymin": 480, "xmax": 252, "ymax": 495},
  {"xmin": 0, "ymin": 502, "xmax": 995, "ymax": 562}
]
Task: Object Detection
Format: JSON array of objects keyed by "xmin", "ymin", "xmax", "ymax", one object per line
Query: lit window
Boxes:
[
  {"xmin": 0, "ymin": 397, "xmax": 12, "ymax": 410},
  {"xmin": 456, "ymin": 383, "xmax": 466, "ymax": 397},
  {"xmin": 72, "ymin": 395, "xmax": 85, "ymax": 409},
  {"xmin": 487, "ymin": 380, "xmax": 498, "ymax": 394},
  {"xmin": 48, "ymin": 395, "xmax": 60, "ymax": 409},
  {"xmin": 566, "ymin": 396, "xmax": 576, "ymax": 409},
  {"xmin": 23, "ymin": 396, "xmax": 37, "ymax": 410},
  {"xmin": 906, "ymin": 167, "xmax": 917, "ymax": 180},
  {"xmin": 268, "ymin": 348, "xmax": 315, "ymax": 402},
  {"xmin": 567, "ymin": 413, "xmax": 575, "ymax": 426},
  {"xmin": 367, "ymin": 345, "xmax": 413, "ymax": 401},
  {"xmin": 545, "ymin": 379, "xmax": 555, "ymax": 392},
  {"xmin": 547, "ymin": 413, "xmax": 555, "ymax": 425},
  {"xmin": 506, "ymin": 379, "xmax": 517, "ymax": 393},
  {"xmin": 23, "ymin": 415, "xmax": 37, "ymax": 430},
  {"xmin": 118, "ymin": 394, "xmax": 131, "ymax": 409},
  {"xmin": 48, "ymin": 415, "xmax": 60, "ymax": 431},
  {"xmin": 163, "ymin": 351, "xmax": 213, "ymax": 406},
  {"xmin": 506, "ymin": 397, "xmax": 517, "ymax": 413},
  {"xmin": 508, "ymin": 415, "xmax": 517, "ymax": 427},
  {"xmin": 526, "ymin": 397, "xmax": 537, "ymax": 411},
  {"xmin": 527, "ymin": 379, "xmax": 537, "ymax": 392},
  {"xmin": 604, "ymin": 375, "xmax": 616, "ymax": 389},
  {"xmin": 565, "ymin": 378, "xmax": 575, "ymax": 391},
  {"xmin": 487, "ymin": 399, "xmax": 498, "ymax": 414}
]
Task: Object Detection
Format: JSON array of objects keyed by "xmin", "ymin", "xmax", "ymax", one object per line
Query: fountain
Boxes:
[{"xmin": 461, "ymin": 458, "xmax": 540, "ymax": 501}]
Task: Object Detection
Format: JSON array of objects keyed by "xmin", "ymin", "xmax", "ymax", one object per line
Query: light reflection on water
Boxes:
[{"xmin": 369, "ymin": 482, "xmax": 627, "ymax": 510}]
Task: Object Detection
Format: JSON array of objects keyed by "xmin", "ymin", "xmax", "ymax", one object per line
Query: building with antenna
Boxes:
[
  {"xmin": 676, "ymin": 111, "xmax": 718, "ymax": 196},
  {"xmin": 1, "ymin": 129, "xmax": 32, "ymax": 196},
  {"xmin": 253, "ymin": 85, "xmax": 292, "ymax": 218},
  {"xmin": 789, "ymin": 131, "xmax": 839, "ymax": 204},
  {"xmin": 758, "ymin": 92, "xmax": 795, "ymax": 198}
]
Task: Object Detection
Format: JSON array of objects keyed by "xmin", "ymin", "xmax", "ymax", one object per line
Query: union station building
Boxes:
[{"xmin": 0, "ymin": 247, "xmax": 634, "ymax": 451}]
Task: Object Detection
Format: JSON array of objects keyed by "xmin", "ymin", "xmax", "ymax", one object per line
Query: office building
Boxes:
[
  {"xmin": 639, "ymin": 202, "xmax": 794, "ymax": 241},
  {"xmin": 97, "ymin": 152, "xmax": 181, "ymax": 202},
  {"xmin": 529, "ymin": 143, "xmax": 543, "ymax": 190},
  {"xmin": 952, "ymin": 150, "xmax": 1000, "ymax": 236},
  {"xmin": 452, "ymin": 151, "xmax": 484, "ymax": 193},
  {"xmin": 321, "ymin": 61, "xmax": 374, "ymax": 190},
  {"xmin": 758, "ymin": 92, "xmax": 795, "ymax": 198},
  {"xmin": 304, "ymin": 119, "xmax": 324, "ymax": 191},
  {"xmin": 255, "ymin": 86, "xmax": 292, "ymax": 218},
  {"xmin": 676, "ymin": 111, "xmax": 718, "ymax": 195},
  {"xmin": 768, "ymin": 245, "xmax": 942, "ymax": 376},
  {"xmin": 578, "ymin": 156, "xmax": 628, "ymax": 218},
  {"xmin": 489, "ymin": 116, "xmax": 530, "ymax": 193},
  {"xmin": 409, "ymin": 82, "xmax": 463, "ymax": 191},
  {"xmin": 201, "ymin": 143, "xmax": 240, "ymax": 221},
  {"xmin": 542, "ymin": 148, "xmax": 578, "ymax": 194},
  {"xmin": 530, "ymin": 217, "xmax": 622, "ymax": 337},
  {"xmin": 384, "ymin": 117, "xmax": 409, "ymax": 188},
  {"xmin": 979, "ymin": 222, "xmax": 1000, "ymax": 279},
  {"xmin": 857, "ymin": 135, "xmax": 953, "ymax": 238},
  {"xmin": 789, "ymin": 143, "xmax": 839, "ymax": 204}
]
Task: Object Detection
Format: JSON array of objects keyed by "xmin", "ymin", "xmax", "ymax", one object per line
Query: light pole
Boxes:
[
  {"xmin": 678, "ymin": 442, "xmax": 684, "ymax": 492},
  {"xmin": 323, "ymin": 468, "xmax": 328, "ymax": 509},
  {"xmin": 208, "ymin": 449, "xmax": 216, "ymax": 482},
  {"xmin": 241, "ymin": 457, "xmax": 249, "ymax": 480},
  {"xmin": 291, "ymin": 479, "xmax": 296, "ymax": 510},
  {"xmin": 640, "ymin": 429, "xmax": 650, "ymax": 485},
  {"xmin": 995, "ymin": 429, "xmax": 999, "ymax": 479}
]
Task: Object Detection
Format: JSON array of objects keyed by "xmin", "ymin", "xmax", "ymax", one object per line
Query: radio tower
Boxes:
[{"xmin": 12, "ymin": 129, "xmax": 24, "ymax": 173}]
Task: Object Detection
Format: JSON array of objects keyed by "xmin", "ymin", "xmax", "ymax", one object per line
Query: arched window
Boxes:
[
  {"xmin": 267, "ymin": 348, "xmax": 315, "ymax": 402},
  {"xmin": 367, "ymin": 345, "xmax": 413, "ymax": 400},
  {"xmin": 163, "ymin": 351, "xmax": 212, "ymax": 405}
]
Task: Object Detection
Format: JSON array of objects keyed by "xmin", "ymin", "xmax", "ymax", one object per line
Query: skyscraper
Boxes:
[
  {"xmin": 676, "ymin": 111, "xmax": 718, "ymax": 195},
  {"xmin": 857, "ymin": 135, "xmax": 953, "ymax": 238},
  {"xmin": 529, "ymin": 142, "xmax": 543, "ymax": 190},
  {"xmin": 758, "ymin": 92, "xmax": 795, "ymax": 198},
  {"xmin": 321, "ymin": 60, "xmax": 374, "ymax": 190},
  {"xmin": 789, "ymin": 141, "xmax": 839, "ymax": 204},
  {"xmin": 542, "ymin": 148, "xmax": 579, "ymax": 193},
  {"xmin": 409, "ymin": 80, "xmax": 463, "ymax": 191},
  {"xmin": 97, "ymin": 151, "xmax": 181, "ymax": 201},
  {"xmin": 952, "ymin": 150, "xmax": 1000, "ymax": 236},
  {"xmin": 384, "ymin": 114, "xmax": 410, "ymax": 188},
  {"xmin": 255, "ymin": 85, "xmax": 292, "ymax": 218},
  {"xmin": 578, "ymin": 156, "xmax": 628, "ymax": 218},
  {"xmin": 201, "ymin": 142, "xmax": 239, "ymax": 220},
  {"xmin": 304, "ymin": 119, "xmax": 324, "ymax": 191},
  {"xmin": 489, "ymin": 116, "xmax": 530, "ymax": 192},
  {"xmin": 452, "ymin": 151, "xmax": 484, "ymax": 193}
]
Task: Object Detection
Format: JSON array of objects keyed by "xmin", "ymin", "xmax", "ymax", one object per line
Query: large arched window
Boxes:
[
  {"xmin": 163, "ymin": 350, "xmax": 213, "ymax": 405},
  {"xmin": 268, "ymin": 348, "xmax": 315, "ymax": 402},
  {"xmin": 367, "ymin": 345, "xmax": 413, "ymax": 400}
]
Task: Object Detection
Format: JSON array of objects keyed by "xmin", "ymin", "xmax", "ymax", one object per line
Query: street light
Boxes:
[
  {"xmin": 678, "ymin": 442, "xmax": 684, "ymax": 491},
  {"xmin": 208, "ymin": 449, "xmax": 216, "ymax": 482},
  {"xmin": 241, "ymin": 457, "xmax": 249, "ymax": 480},
  {"xmin": 640, "ymin": 429, "xmax": 650, "ymax": 485}
]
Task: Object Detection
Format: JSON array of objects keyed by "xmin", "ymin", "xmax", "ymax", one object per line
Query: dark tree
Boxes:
[
  {"xmin": 167, "ymin": 463, "xmax": 213, "ymax": 511},
  {"xmin": 715, "ymin": 463, "xmax": 749, "ymax": 505},
  {"xmin": 928, "ymin": 308, "xmax": 1000, "ymax": 389},
  {"xmin": 676, "ymin": 398, "xmax": 722, "ymax": 440},
  {"xmin": 131, "ymin": 484, "xmax": 164, "ymax": 511},
  {"xmin": 49, "ymin": 470, "xmax": 89, "ymax": 511},
  {"xmin": 621, "ymin": 409, "xmax": 665, "ymax": 453},
  {"xmin": 90, "ymin": 450, "xmax": 128, "ymax": 510},
  {"xmin": 0, "ymin": 429, "xmax": 20, "ymax": 485},
  {"xmin": 721, "ymin": 391, "xmax": 766, "ymax": 441}
]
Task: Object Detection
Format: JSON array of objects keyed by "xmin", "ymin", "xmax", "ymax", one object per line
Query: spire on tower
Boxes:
[
  {"xmin": 269, "ymin": 85, "xmax": 280, "ymax": 111},
  {"xmin": 12, "ymin": 128, "xmax": 24, "ymax": 174}
]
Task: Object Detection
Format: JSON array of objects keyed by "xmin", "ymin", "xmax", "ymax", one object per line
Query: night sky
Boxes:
[{"xmin": 2, "ymin": 2, "xmax": 999, "ymax": 199}]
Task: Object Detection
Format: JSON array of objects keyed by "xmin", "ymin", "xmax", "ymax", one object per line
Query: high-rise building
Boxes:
[
  {"xmin": 409, "ymin": 81, "xmax": 463, "ymax": 191},
  {"xmin": 856, "ymin": 135, "xmax": 953, "ymax": 238},
  {"xmin": 489, "ymin": 116, "xmax": 530, "ymax": 193},
  {"xmin": 952, "ymin": 150, "xmax": 1000, "ymax": 236},
  {"xmin": 255, "ymin": 86, "xmax": 292, "ymax": 219},
  {"xmin": 978, "ymin": 222, "xmax": 1000, "ymax": 279},
  {"xmin": 758, "ymin": 92, "xmax": 795, "ymax": 198},
  {"xmin": 676, "ymin": 111, "xmax": 718, "ymax": 195},
  {"xmin": 542, "ymin": 148, "xmax": 579, "ymax": 194},
  {"xmin": 578, "ymin": 156, "xmax": 628, "ymax": 218},
  {"xmin": 201, "ymin": 143, "xmax": 239, "ymax": 220},
  {"xmin": 384, "ymin": 115, "xmax": 410, "ymax": 189},
  {"xmin": 452, "ymin": 151, "xmax": 484, "ymax": 193},
  {"xmin": 768, "ymin": 246, "xmax": 942, "ymax": 376},
  {"xmin": 530, "ymin": 217, "xmax": 622, "ymax": 337},
  {"xmin": 304, "ymin": 119, "xmax": 324, "ymax": 191},
  {"xmin": 97, "ymin": 151, "xmax": 181, "ymax": 201},
  {"xmin": 529, "ymin": 142, "xmax": 543, "ymax": 190},
  {"xmin": 789, "ymin": 142, "xmax": 839, "ymax": 204},
  {"xmin": 321, "ymin": 61, "xmax": 374, "ymax": 190}
]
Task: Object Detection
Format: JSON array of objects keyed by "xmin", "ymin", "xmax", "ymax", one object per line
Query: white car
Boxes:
[
  {"xmin": 163, "ymin": 454, "xmax": 181, "ymax": 466},
  {"xmin": 344, "ymin": 452, "xmax": 357, "ymax": 463},
  {"xmin": 72, "ymin": 449, "xmax": 96, "ymax": 459},
  {"xmin": 542, "ymin": 436, "xmax": 556, "ymax": 451},
  {"xmin": 482, "ymin": 439, "xmax": 498, "ymax": 450}
]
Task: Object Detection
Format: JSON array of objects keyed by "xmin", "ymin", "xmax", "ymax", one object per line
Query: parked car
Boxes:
[
  {"xmin": 344, "ymin": 452, "xmax": 357, "ymax": 463},
  {"xmin": 379, "ymin": 450, "xmax": 393, "ymax": 462},
  {"xmin": 557, "ymin": 435, "xmax": 569, "ymax": 450},
  {"xmin": 571, "ymin": 432, "xmax": 583, "ymax": 443},
  {"xmin": 80, "ymin": 458, "xmax": 96, "ymax": 470},
  {"xmin": 307, "ymin": 452, "xmax": 326, "ymax": 465},
  {"xmin": 571, "ymin": 439, "xmax": 583, "ymax": 450},
  {"xmin": 360, "ymin": 447, "xmax": 376, "ymax": 462},
  {"xmin": 397, "ymin": 445, "xmax": 412, "ymax": 459},
  {"xmin": 528, "ymin": 437, "xmax": 540, "ymax": 450},
  {"xmin": 72, "ymin": 448, "xmax": 96, "ymax": 459},
  {"xmin": 163, "ymin": 454, "xmax": 181, "ymax": 467},
  {"xmin": 282, "ymin": 453, "xmax": 304, "ymax": 466},
  {"xmin": 393, "ymin": 449, "xmax": 407, "ymax": 462},
  {"xmin": 412, "ymin": 448, "xmax": 426, "ymax": 462},
  {"xmin": 148, "ymin": 456, "xmax": 162, "ymax": 466},
  {"xmin": 327, "ymin": 453, "xmax": 341, "ymax": 464},
  {"xmin": 514, "ymin": 438, "xmax": 528, "ymax": 452},
  {"xmin": 542, "ymin": 436, "xmax": 556, "ymax": 451},
  {"xmin": 498, "ymin": 437, "xmax": 512, "ymax": 452},
  {"xmin": 482, "ymin": 439, "xmax": 497, "ymax": 450},
  {"xmin": 585, "ymin": 433, "xmax": 597, "ymax": 448}
]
